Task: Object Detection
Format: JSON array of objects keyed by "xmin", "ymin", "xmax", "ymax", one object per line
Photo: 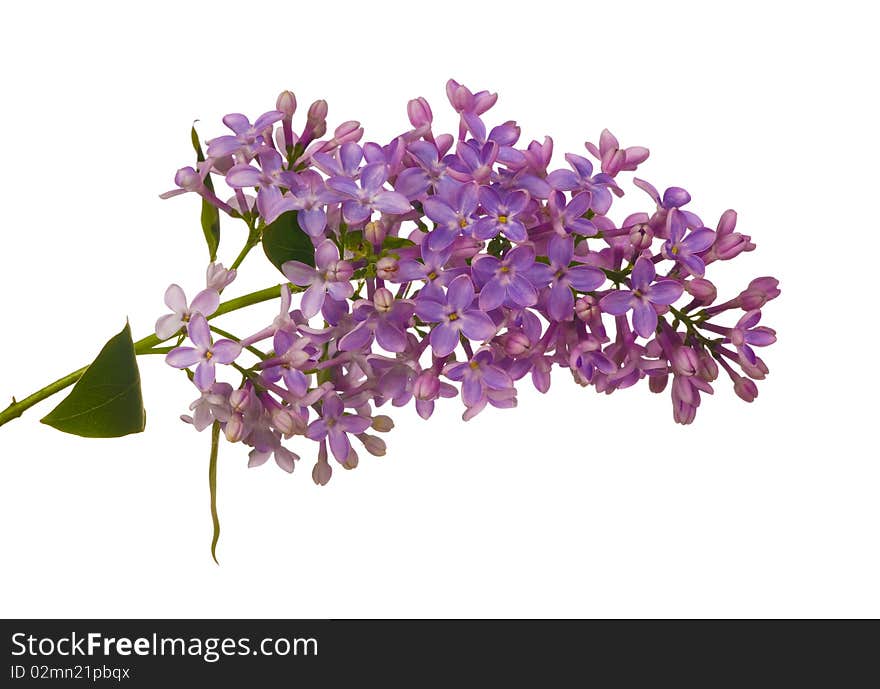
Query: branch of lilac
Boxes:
[{"xmin": 1, "ymin": 80, "xmax": 780, "ymax": 561}]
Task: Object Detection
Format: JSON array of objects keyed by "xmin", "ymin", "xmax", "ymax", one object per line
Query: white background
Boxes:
[{"xmin": 0, "ymin": 0, "xmax": 876, "ymax": 618}]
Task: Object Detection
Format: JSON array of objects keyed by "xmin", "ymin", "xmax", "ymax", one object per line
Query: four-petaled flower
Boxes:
[
  {"xmin": 415, "ymin": 275, "xmax": 496, "ymax": 357},
  {"xmin": 472, "ymin": 186, "xmax": 529, "ymax": 242},
  {"xmin": 326, "ymin": 162, "xmax": 411, "ymax": 224},
  {"xmin": 165, "ymin": 313, "xmax": 242, "ymax": 390},
  {"xmin": 155, "ymin": 284, "xmax": 220, "ymax": 340},
  {"xmin": 600, "ymin": 257, "xmax": 684, "ymax": 338},
  {"xmin": 282, "ymin": 240, "xmax": 355, "ymax": 318},
  {"xmin": 528, "ymin": 235, "xmax": 605, "ymax": 322},
  {"xmin": 306, "ymin": 395, "xmax": 372, "ymax": 462},
  {"xmin": 471, "ymin": 244, "xmax": 538, "ymax": 310}
]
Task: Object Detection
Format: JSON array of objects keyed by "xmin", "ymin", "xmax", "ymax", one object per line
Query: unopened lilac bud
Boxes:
[
  {"xmin": 271, "ymin": 408, "xmax": 302, "ymax": 438},
  {"xmin": 373, "ymin": 287, "xmax": 394, "ymax": 313},
  {"xmin": 312, "ymin": 460, "xmax": 332, "ymax": 486},
  {"xmin": 628, "ymin": 223, "xmax": 653, "ymax": 250},
  {"xmin": 276, "ymin": 90, "xmax": 297, "ymax": 117},
  {"xmin": 407, "ymin": 97, "xmax": 433, "ymax": 128},
  {"xmin": 684, "ymin": 278, "xmax": 717, "ymax": 305},
  {"xmin": 364, "ymin": 221, "xmax": 387, "ymax": 247},
  {"xmin": 733, "ymin": 375, "xmax": 758, "ymax": 402},
  {"xmin": 671, "ymin": 347, "xmax": 699, "ymax": 376},
  {"xmin": 717, "ymin": 209, "xmax": 737, "ymax": 237},
  {"xmin": 714, "ymin": 232, "xmax": 755, "ymax": 260},
  {"xmin": 333, "ymin": 120, "xmax": 363, "ymax": 144},
  {"xmin": 740, "ymin": 355, "xmax": 769, "ymax": 381},
  {"xmin": 229, "ymin": 388, "xmax": 251, "ymax": 413},
  {"xmin": 343, "ymin": 448, "xmax": 359, "ymax": 470},
  {"xmin": 413, "ymin": 371, "xmax": 440, "ymax": 401},
  {"xmin": 328, "ymin": 260, "xmax": 354, "ymax": 283},
  {"xmin": 649, "ymin": 372, "xmax": 668, "ymax": 393},
  {"xmin": 575, "ymin": 295, "xmax": 600, "ymax": 322},
  {"xmin": 500, "ymin": 330, "xmax": 531, "ymax": 357},
  {"xmin": 375, "ymin": 256, "xmax": 398, "ymax": 280},
  {"xmin": 206, "ymin": 262, "xmax": 237, "ymax": 291},
  {"xmin": 173, "ymin": 166, "xmax": 202, "ymax": 192},
  {"xmin": 358, "ymin": 433, "xmax": 387, "ymax": 457},
  {"xmin": 371, "ymin": 415, "xmax": 395, "ymax": 432},
  {"xmin": 307, "ymin": 99, "xmax": 328, "ymax": 125},
  {"xmin": 696, "ymin": 350, "xmax": 718, "ymax": 381},
  {"xmin": 224, "ymin": 414, "xmax": 244, "ymax": 443},
  {"xmin": 739, "ymin": 277, "xmax": 780, "ymax": 309}
]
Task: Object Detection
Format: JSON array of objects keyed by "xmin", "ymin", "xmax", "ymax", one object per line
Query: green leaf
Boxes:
[
  {"xmin": 262, "ymin": 210, "xmax": 315, "ymax": 273},
  {"xmin": 382, "ymin": 236, "xmax": 416, "ymax": 250},
  {"xmin": 191, "ymin": 126, "xmax": 220, "ymax": 261},
  {"xmin": 41, "ymin": 322, "xmax": 146, "ymax": 438}
]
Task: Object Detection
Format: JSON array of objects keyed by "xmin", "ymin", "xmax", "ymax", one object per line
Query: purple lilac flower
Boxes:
[
  {"xmin": 282, "ymin": 240, "xmax": 354, "ymax": 318},
  {"xmin": 165, "ymin": 313, "xmax": 242, "ymax": 390},
  {"xmin": 600, "ymin": 257, "xmax": 684, "ymax": 338},
  {"xmin": 155, "ymin": 284, "xmax": 220, "ymax": 340},
  {"xmin": 444, "ymin": 351, "xmax": 513, "ymax": 410},
  {"xmin": 661, "ymin": 210, "xmax": 716, "ymax": 277},
  {"xmin": 546, "ymin": 154, "xmax": 615, "ymax": 213},
  {"xmin": 339, "ymin": 288, "xmax": 415, "ymax": 353},
  {"xmin": 528, "ymin": 235, "xmax": 605, "ymax": 322},
  {"xmin": 182, "ymin": 382, "xmax": 232, "ymax": 431},
  {"xmin": 305, "ymin": 394, "xmax": 372, "ymax": 462},
  {"xmin": 395, "ymin": 141, "xmax": 449, "ymax": 199},
  {"xmin": 422, "ymin": 183, "xmax": 479, "ymax": 251},
  {"xmin": 472, "ymin": 187, "xmax": 529, "ymax": 242},
  {"xmin": 471, "ymin": 245, "xmax": 538, "ymax": 310},
  {"xmin": 264, "ymin": 170, "xmax": 341, "ymax": 232},
  {"xmin": 584, "ymin": 129, "xmax": 649, "ymax": 176},
  {"xmin": 445, "ymin": 141, "xmax": 498, "ymax": 185},
  {"xmin": 206, "ymin": 111, "xmax": 284, "ymax": 160},
  {"xmin": 415, "ymin": 275, "xmax": 497, "ymax": 357},
  {"xmin": 326, "ymin": 162, "xmax": 411, "ymax": 224},
  {"xmin": 547, "ymin": 190, "xmax": 597, "ymax": 236}
]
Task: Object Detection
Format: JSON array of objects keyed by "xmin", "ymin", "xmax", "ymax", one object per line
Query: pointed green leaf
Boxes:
[
  {"xmin": 382, "ymin": 236, "xmax": 416, "ymax": 250},
  {"xmin": 191, "ymin": 125, "xmax": 220, "ymax": 261},
  {"xmin": 262, "ymin": 210, "xmax": 315, "ymax": 273},
  {"xmin": 40, "ymin": 322, "xmax": 146, "ymax": 438}
]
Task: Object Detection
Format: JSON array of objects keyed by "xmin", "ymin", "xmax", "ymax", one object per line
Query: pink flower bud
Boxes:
[
  {"xmin": 684, "ymin": 278, "xmax": 717, "ymax": 305},
  {"xmin": 671, "ymin": 347, "xmax": 699, "ymax": 376},
  {"xmin": 333, "ymin": 120, "xmax": 362, "ymax": 144},
  {"xmin": 628, "ymin": 223, "xmax": 653, "ymax": 250},
  {"xmin": 413, "ymin": 371, "xmax": 440, "ymax": 401},
  {"xmin": 224, "ymin": 414, "xmax": 244, "ymax": 443},
  {"xmin": 229, "ymin": 388, "xmax": 251, "ymax": 413},
  {"xmin": 271, "ymin": 408, "xmax": 303, "ymax": 438},
  {"xmin": 714, "ymin": 232, "xmax": 755, "ymax": 260},
  {"xmin": 407, "ymin": 97, "xmax": 433, "ymax": 127},
  {"xmin": 575, "ymin": 295, "xmax": 600, "ymax": 322},
  {"xmin": 376, "ymin": 259, "xmax": 399, "ymax": 284},
  {"xmin": 328, "ymin": 260, "xmax": 354, "ymax": 282},
  {"xmin": 373, "ymin": 287, "xmax": 394, "ymax": 312},
  {"xmin": 716, "ymin": 209, "xmax": 737, "ymax": 237},
  {"xmin": 307, "ymin": 99, "xmax": 328, "ymax": 125},
  {"xmin": 740, "ymin": 355, "xmax": 769, "ymax": 380},
  {"xmin": 364, "ymin": 221, "xmax": 387, "ymax": 247},
  {"xmin": 371, "ymin": 415, "xmax": 395, "ymax": 432},
  {"xmin": 696, "ymin": 350, "xmax": 718, "ymax": 381},
  {"xmin": 343, "ymin": 448, "xmax": 359, "ymax": 470},
  {"xmin": 276, "ymin": 90, "xmax": 297, "ymax": 117},
  {"xmin": 312, "ymin": 460, "xmax": 332, "ymax": 486},
  {"xmin": 500, "ymin": 330, "xmax": 531, "ymax": 357},
  {"xmin": 739, "ymin": 277, "xmax": 781, "ymax": 309},
  {"xmin": 649, "ymin": 372, "xmax": 668, "ymax": 393},
  {"xmin": 205, "ymin": 262, "xmax": 236, "ymax": 291},
  {"xmin": 358, "ymin": 433, "xmax": 386, "ymax": 457},
  {"xmin": 733, "ymin": 375, "xmax": 758, "ymax": 402}
]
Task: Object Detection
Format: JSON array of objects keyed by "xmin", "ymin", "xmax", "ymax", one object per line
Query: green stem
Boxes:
[
  {"xmin": 208, "ymin": 421, "xmax": 221, "ymax": 565},
  {"xmin": 0, "ymin": 283, "xmax": 294, "ymax": 430},
  {"xmin": 229, "ymin": 226, "xmax": 262, "ymax": 271}
]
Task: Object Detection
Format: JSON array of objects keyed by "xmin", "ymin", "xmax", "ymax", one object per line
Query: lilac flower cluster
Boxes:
[{"xmin": 159, "ymin": 80, "xmax": 780, "ymax": 482}]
